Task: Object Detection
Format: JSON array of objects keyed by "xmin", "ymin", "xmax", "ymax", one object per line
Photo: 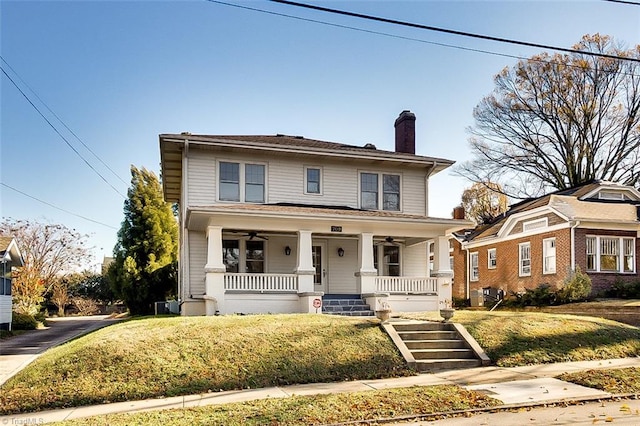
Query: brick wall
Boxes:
[
  {"xmin": 453, "ymin": 229, "xmax": 573, "ymax": 299},
  {"xmin": 574, "ymin": 228, "xmax": 639, "ymax": 295}
]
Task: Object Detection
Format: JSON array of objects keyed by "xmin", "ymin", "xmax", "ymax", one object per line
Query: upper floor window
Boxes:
[
  {"xmin": 487, "ymin": 248, "xmax": 497, "ymax": 269},
  {"xmin": 360, "ymin": 172, "xmax": 400, "ymax": 211},
  {"xmin": 586, "ymin": 236, "xmax": 636, "ymax": 273},
  {"xmin": 470, "ymin": 252, "xmax": 479, "ymax": 281},
  {"xmin": 543, "ymin": 238, "xmax": 556, "ymax": 274},
  {"xmin": 218, "ymin": 161, "xmax": 265, "ymax": 203},
  {"xmin": 519, "ymin": 242, "xmax": 531, "ymax": 277},
  {"xmin": 305, "ymin": 167, "xmax": 321, "ymax": 194},
  {"xmin": 598, "ymin": 190, "xmax": 632, "ymax": 201}
]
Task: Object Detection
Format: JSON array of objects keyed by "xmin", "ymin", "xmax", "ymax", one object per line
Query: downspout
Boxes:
[
  {"xmin": 465, "ymin": 246, "xmax": 470, "ymax": 300},
  {"xmin": 424, "ymin": 161, "xmax": 437, "ymax": 217},
  {"xmin": 570, "ymin": 220, "xmax": 580, "ymax": 271},
  {"xmin": 181, "ymin": 138, "xmax": 190, "ymax": 304}
]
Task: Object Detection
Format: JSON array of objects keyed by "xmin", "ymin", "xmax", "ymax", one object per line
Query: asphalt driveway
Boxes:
[{"xmin": 0, "ymin": 315, "xmax": 122, "ymax": 385}]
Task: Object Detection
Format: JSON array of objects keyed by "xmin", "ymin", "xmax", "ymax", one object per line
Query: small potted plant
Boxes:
[
  {"xmin": 439, "ymin": 299, "xmax": 454, "ymax": 322},
  {"xmin": 375, "ymin": 300, "xmax": 392, "ymax": 321}
]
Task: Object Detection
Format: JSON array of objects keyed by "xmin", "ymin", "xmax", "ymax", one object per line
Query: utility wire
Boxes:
[
  {"xmin": 268, "ymin": 0, "xmax": 640, "ymax": 63},
  {"xmin": 603, "ymin": 0, "xmax": 640, "ymax": 5},
  {"xmin": 206, "ymin": 0, "xmax": 640, "ymax": 77},
  {"xmin": 1, "ymin": 182, "xmax": 119, "ymax": 230},
  {"xmin": 0, "ymin": 56, "xmax": 128, "ymax": 186},
  {"xmin": 0, "ymin": 65, "xmax": 126, "ymax": 199}
]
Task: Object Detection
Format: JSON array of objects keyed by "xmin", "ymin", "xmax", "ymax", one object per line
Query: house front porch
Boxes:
[{"xmin": 180, "ymin": 205, "xmax": 459, "ymax": 316}]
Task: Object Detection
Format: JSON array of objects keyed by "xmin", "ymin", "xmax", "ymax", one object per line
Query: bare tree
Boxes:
[
  {"xmin": 457, "ymin": 34, "xmax": 640, "ymax": 198},
  {"xmin": 0, "ymin": 219, "xmax": 92, "ymax": 315},
  {"xmin": 461, "ymin": 182, "xmax": 509, "ymax": 224},
  {"xmin": 50, "ymin": 279, "xmax": 71, "ymax": 317}
]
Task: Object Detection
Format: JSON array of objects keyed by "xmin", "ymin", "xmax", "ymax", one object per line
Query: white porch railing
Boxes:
[
  {"xmin": 224, "ymin": 273, "xmax": 298, "ymax": 292},
  {"xmin": 375, "ymin": 276, "xmax": 438, "ymax": 294}
]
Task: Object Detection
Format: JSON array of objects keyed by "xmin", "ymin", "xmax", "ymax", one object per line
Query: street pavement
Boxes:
[{"xmin": 0, "ymin": 315, "xmax": 122, "ymax": 385}]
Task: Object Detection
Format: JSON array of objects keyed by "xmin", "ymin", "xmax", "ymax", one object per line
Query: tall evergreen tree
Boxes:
[{"xmin": 110, "ymin": 166, "xmax": 178, "ymax": 315}]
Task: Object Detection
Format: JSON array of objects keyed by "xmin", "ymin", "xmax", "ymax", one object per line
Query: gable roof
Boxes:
[
  {"xmin": 160, "ymin": 133, "xmax": 455, "ymax": 203},
  {"xmin": 0, "ymin": 236, "xmax": 24, "ymax": 267},
  {"xmin": 456, "ymin": 181, "xmax": 640, "ymax": 243}
]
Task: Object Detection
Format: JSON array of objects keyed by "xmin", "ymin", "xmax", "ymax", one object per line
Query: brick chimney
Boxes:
[
  {"xmin": 394, "ymin": 110, "xmax": 416, "ymax": 154},
  {"xmin": 452, "ymin": 206, "xmax": 466, "ymax": 220}
]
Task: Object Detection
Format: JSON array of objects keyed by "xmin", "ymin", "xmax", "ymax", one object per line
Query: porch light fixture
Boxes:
[
  {"xmin": 284, "ymin": 246, "xmax": 292, "ymax": 256},
  {"xmin": 337, "ymin": 247, "xmax": 345, "ymax": 257}
]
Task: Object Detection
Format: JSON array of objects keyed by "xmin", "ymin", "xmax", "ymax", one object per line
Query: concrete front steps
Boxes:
[
  {"xmin": 322, "ymin": 297, "xmax": 374, "ymax": 316},
  {"xmin": 382, "ymin": 320, "xmax": 491, "ymax": 372}
]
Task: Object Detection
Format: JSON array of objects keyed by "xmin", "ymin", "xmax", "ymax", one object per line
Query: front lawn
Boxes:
[
  {"xmin": 559, "ymin": 367, "xmax": 640, "ymax": 394},
  {"xmin": 53, "ymin": 385, "xmax": 499, "ymax": 426},
  {"xmin": 1, "ymin": 311, "xmax": 638, "ymax": 415},
  {"xmin": 0, "ymin": 315, "xmax": 408, "ymax": 414},
  {"xmin": 402, "ymin": 310, "xmax": 640, "ymax": 366}
]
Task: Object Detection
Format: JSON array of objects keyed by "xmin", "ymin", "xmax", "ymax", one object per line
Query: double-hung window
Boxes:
[
  {"xmin": 487, "ymin": 248, "xmax": 497, "ymax": 269},
  {"xmin": 586, "ymin": 236, "xmax": 636, "ymax": 273},
  {"xmin": 218, "ymin": 161, "xmax": 265, "ymax": 203},
  {"xmin": 519, "ymin": 242, "xmax": 531, "ymax": 277},
  {"xmin": 305, "ymin": 167, "xmax": 321, "ymax": 194},
  {"xmin": 222, "ymin": 239, "xmax": 265, "ymax": 273},
  {"xmin": 360, "ymin": 172, "xmax": 400, "ymax": 211},
  {"xmin": 470, "ymin": 252, "xmax": 479, "ymax": 281},
  {"xmin": 543, "ymin": 238, "xmax": 556, "ymax": 274}
]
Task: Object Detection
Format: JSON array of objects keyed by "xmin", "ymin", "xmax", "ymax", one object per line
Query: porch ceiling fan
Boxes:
[
  {"xmin": 245, "ymin": 231, "xmax": 268, "ymax": 241},
  {"xmin": 375, "ymin": 236, "xmax": 399, "ymax": 246}
]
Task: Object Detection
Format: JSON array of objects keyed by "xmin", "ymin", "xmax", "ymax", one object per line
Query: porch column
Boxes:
[
  {"xmin": 432, "ymin": 235, "xmax": 453, "ymax": 308},
  {"xmin": 295, "ymin": 230, "xmax": 315, "ymax": 293},
  {"xmin": 204, "ymin": 225, "xmax": 226, "ymax": 315},
  {"xmin": 356, "ymin": 233, "xmax": 377, "ymax": 295}
]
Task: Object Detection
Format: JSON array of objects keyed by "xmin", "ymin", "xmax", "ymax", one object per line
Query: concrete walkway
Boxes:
[{"xmin": 1, "ymin": 357, "xmax": 638, "ymax": 424}]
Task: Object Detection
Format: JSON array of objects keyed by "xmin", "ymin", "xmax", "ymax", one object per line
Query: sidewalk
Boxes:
[{"xmin": 1, "ymin": 357, "xmax": 639, "ymax": 424}]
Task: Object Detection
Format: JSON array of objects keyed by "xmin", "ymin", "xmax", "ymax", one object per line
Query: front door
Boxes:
[{"xmin": 312, "ymin": 241, "xmax": 327, "ymax": 292}]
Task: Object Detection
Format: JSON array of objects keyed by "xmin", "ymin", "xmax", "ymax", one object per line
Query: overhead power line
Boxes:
[
  {"xmin": 603, "ymin": 0, "xmax": 640, "ymax": 5},
  {"xmin": 1, "ymin": 182, "xmax": 119, "ymax": 230},
  {"xmin": 0, "ymin": 56, "xmax": 129, "ymax": 186},
  {"xmin": 206, "ymin": 0, "xmax": 640, "ymax": 77},
  {"xmin": 0, "ymin": 64, "xmax": 126, "ymax": 199},
  {"xmin": 268, "ymin": 0, "xmax": 640, "ymax": 63}
]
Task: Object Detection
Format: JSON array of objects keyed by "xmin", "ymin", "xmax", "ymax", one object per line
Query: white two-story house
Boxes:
[{"xmin": 160, "ymin": 111, "xmax": 468, "ymax": 316}]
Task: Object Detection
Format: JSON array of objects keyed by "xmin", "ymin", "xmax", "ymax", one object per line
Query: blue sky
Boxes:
[{"xmin": 1, "ymin": 0, "xmax": 638, "ymax": 269}]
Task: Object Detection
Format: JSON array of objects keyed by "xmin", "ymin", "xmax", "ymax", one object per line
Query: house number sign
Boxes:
[{"xmin": 330, "ymin": 226, "xmax": 343, "ymax": 232}]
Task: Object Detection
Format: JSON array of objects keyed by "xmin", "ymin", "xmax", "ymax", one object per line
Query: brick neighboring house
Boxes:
[{"xmin": 451, "ymin": 181, "xmax": 640, "ymax": 302}]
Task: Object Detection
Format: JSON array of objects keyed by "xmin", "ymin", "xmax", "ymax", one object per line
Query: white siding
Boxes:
[
  {"xmin": 266, "ymin": 236, "xmax": 297, "ymax": 274},
  {"xmin": 327, "ymin": 239, "xmax": 358, "ymax": 293},
  {"xmin": 401, "ymin": 170, "xmax": 427, "ymax": 215},
  {"xmin": 402, "ymin": 242, "xmax": 428, "ymax": 277},
  {"xmin": 184, "ymin": 148, "xmax": 429, "ymax": 215},
  {"xmin": 268, "ymin": 160, "xmax": 357, "ymax": 207},
  {"xmin": 0, "ymin": 295, "xmax": 12, "ymax": 326},
  {"xmin": 188, "ymin": 230, "xmax": 207, "ymax": 297},
  {"xmin": 187, "ymin": 152, "xmax": 216, "ymax": 205}
]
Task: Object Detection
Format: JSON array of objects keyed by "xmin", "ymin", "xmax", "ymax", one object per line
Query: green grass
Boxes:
[
  {"xmin": 0, "ymin": 315, "xmax": 409, "ymax": 414},
  {"xmin": 53, "ymin": 385, "xmax": 499, "ymax": 426},
  {"xmin": 2, "ymin": 311, "xmax": 638, "ymax": 416},
  {"xmin": 402, "ymin": 310, "xmax": 640, "ymax": 367},
  {"xmin": 559, "ymin": 367, "xmax": 640, "ymax": 394}
]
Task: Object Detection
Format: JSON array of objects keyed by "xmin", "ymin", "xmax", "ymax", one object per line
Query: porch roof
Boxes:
[{"xmin": 187, "ymin": 203, "xmax": 471, "ymax": 237}]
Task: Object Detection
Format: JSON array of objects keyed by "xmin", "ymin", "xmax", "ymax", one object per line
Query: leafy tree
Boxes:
[
  {"xmin": 110, "ymin": 166, "xmax": 178, "ymax": 315},
  {"xmin": 0, "ymin": 219, "xmax": 92, "ymax": 315},
  {"xmin": 457, "ymin": 34, "xmax": 640, "ymax": 198},
  {"xmin": 460, "ymin": 182, "xmax": 508, "ymax": 224}
]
